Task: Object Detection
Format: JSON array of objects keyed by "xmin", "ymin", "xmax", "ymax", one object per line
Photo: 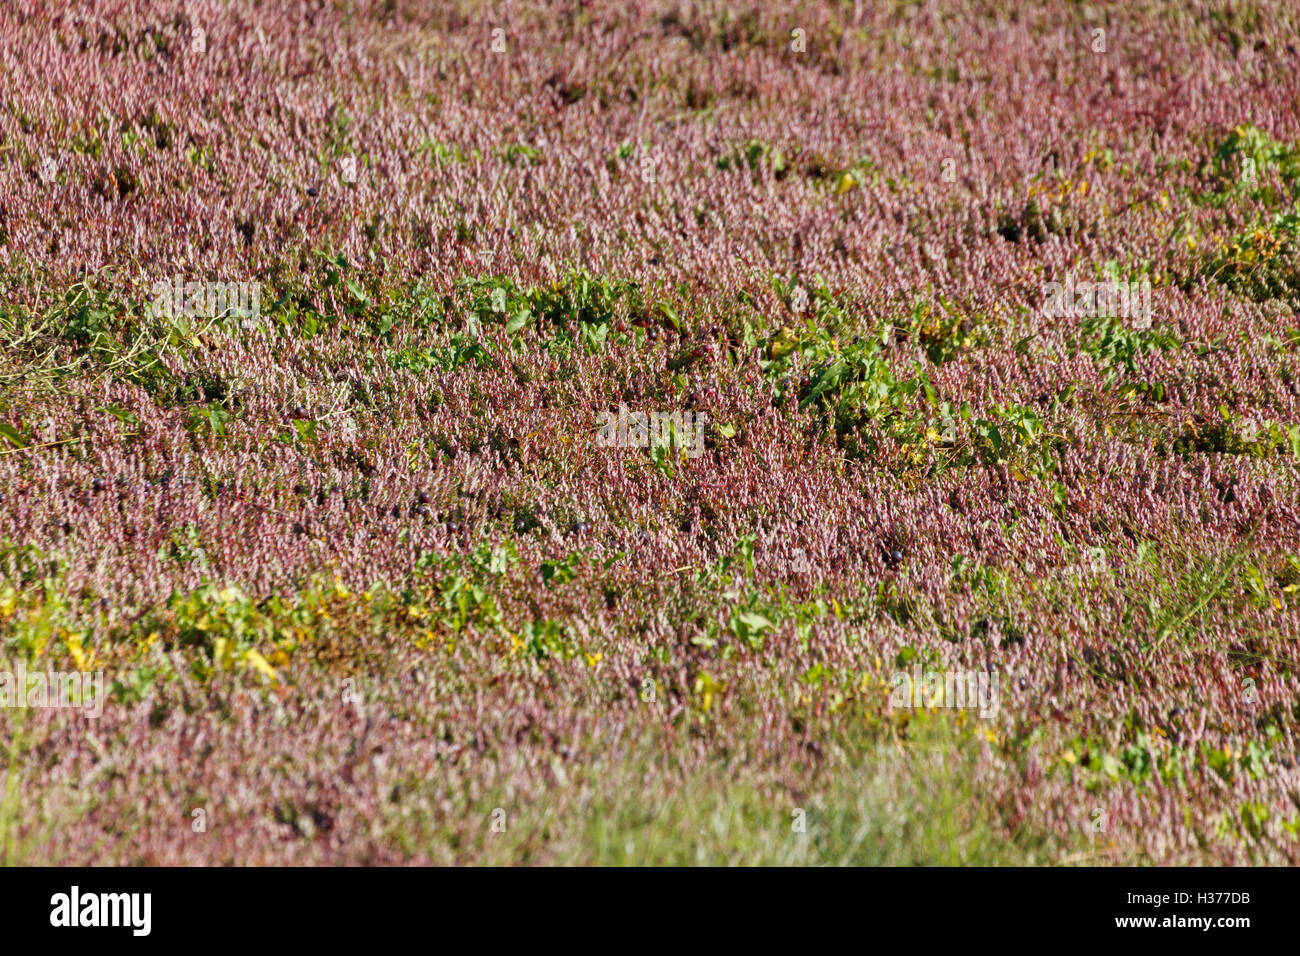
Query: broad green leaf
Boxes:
[
  {"xmin": 799, "ymin": 360, "xmax": 850, "ymax": 409},
  {"xmin": 505, "ymin": 307, "xmax": 532, "ymax": 335},
  {"xmin": 0, "ymin": 422, "xmax": 27, "ymax": 448},
  {"xmin": 735, "ymin": 611, "xmax": 774, "ymax": 632}
]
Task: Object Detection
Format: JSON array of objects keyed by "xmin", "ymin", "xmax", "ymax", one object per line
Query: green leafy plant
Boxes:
[{"xmin": 1202, "ymin": 208, "xmax": 1300, "ymax": 302}]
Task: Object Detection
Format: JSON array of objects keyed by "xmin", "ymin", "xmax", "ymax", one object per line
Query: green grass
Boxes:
[{"xmin": 375, "ymin": 719, "xmax": 1070, "ymax": 866}]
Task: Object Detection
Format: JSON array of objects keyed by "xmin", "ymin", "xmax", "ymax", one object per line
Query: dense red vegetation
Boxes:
[{"xmin": 1, "ymin": 1, "xmax": 1298, "ymax": 864}]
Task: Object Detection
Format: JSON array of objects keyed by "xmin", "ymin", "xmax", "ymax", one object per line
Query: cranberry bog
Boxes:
[{"xmin": 0, "ymin": 1, "xmax": 1298, "ymax": 865}]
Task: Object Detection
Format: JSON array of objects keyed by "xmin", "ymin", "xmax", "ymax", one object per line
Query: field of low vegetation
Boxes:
[{"xmin": 1, "ymin": 0, "xmax": 1299, "ymax": 864}]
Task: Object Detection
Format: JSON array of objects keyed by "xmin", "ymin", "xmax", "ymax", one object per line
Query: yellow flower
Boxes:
[
  {"xmin": 585, "ymin": 652, "xmax": 604, "ymax": 667},
  {"xmin": 67, "ymin": 632, "xmax": 92, "ymax": 670},
  {"xmin": 694, "ymin": 671, "xmax": 724, "ymax": 713},
  {"xmin": 243, "ymin": 649, "xmax": 277, "ymax": 683},
  {"xmin": 135, "ymin": 630, "xmax": 159, "ymax": 657}
]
